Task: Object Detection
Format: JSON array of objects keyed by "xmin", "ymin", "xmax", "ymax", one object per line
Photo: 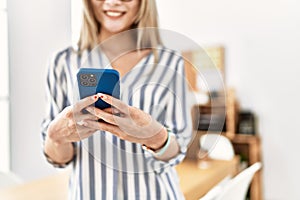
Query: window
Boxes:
[{"xmin": 0, "ymin": 0, "xmax": 10, "ymax": 172}]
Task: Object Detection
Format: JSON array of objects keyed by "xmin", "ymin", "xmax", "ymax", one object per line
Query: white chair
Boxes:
[
  {"xmin": 200, "ymin": 162, "xmax": 262, "ymax": 200},
  {"xmin": 200, "ymin": 134, "xmax": 235, "ymax": 160},
  {"xmin": 199, "ymin": 175, "xmax": 231, "ymax": 200}
]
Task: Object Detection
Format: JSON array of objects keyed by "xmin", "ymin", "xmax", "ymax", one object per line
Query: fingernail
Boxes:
[
  {"xmin": 93, "ymin": 95, "xmax": 98, "ymax": 100},
  {"xmin": 98, "ymin": 93, "xmax": 106, "ymax": 100}
]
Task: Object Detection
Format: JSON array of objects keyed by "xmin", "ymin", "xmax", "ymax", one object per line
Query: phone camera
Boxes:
[
  {"xmin": 80, "ymin": 73, "xmax": 97, "ymax": 86},
  {"xmin": 81, "ymin": 81, "xmax": 89, "ymax": 86},
  {"xmin": 89, "ymin": 78, "xmax": 96, "ymax": 83},
  {"xmin": 80, "ymin": 74, "xmax": 88, "ymax": 80}
]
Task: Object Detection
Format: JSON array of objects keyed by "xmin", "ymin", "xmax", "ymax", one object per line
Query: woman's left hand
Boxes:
[{"xmin": 84, "ymin": 93, "xmax": 168, "ymax": 150}]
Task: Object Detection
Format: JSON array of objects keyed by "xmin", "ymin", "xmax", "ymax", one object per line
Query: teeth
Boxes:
[{"xmin": 106, "ymin": 11, "xmax": 122, "ymax": 17}]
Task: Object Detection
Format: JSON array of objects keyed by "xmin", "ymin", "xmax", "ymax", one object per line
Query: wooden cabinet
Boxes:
[
  {"xmin": 231, "ymin": 134, "xmax": 263, "ymax": 200},
  {"xmin": 183, "ymin": 46, "xmax": 263, "ymax": 199},
  {"xmin": 225, "ymin": 89, "xmax": 263, "ymax": 200},
  {"xmin": 187, "ymin": 88, "xmax": 264, "ymax": 200}
]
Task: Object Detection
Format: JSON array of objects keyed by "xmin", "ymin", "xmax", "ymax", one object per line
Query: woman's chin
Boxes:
[{"xmin": 103, "ymin": 25, "xmax": 130, "ymax": 36}]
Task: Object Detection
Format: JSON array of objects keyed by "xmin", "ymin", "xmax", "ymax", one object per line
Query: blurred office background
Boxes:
[{"xmin": 1, "ymin": 0, "xmax": 300, "ymax": 199}]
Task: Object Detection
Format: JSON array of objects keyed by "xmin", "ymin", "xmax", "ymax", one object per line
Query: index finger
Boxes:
[
  {"xmin": 98, "ymin": 93, "xmax": 128, "ymax": 113},
  {"xmin": 74, "ymin": 94, "xmax": 99, "ymax": 112}
]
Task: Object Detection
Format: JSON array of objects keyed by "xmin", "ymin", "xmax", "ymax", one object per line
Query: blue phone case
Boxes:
[{"xmin": 77, "ymin": 68, "xmax": 120, "ymax": 109}]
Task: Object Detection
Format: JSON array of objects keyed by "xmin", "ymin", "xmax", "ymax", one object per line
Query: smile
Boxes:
[{"xmin": 104, "ymin": 11, "xmax": 125, "ymax": 18}]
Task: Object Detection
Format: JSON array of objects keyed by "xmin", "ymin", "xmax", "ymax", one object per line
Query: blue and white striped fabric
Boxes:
[{"xmin": 41, "ymin": 46, "xmax": 192, "ymax": 200}]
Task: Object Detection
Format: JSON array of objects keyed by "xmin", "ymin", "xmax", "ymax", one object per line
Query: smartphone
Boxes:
[{"xmin": 77, "ymin": 68, "xmax": 120, "ymax": 109}]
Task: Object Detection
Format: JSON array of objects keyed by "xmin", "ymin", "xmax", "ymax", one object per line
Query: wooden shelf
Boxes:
[
  {"xmin": 216, "ymin": 90, "xmax": 263, "ymax": 200},
  {"xmin": 230, "ymin": 134, "xmax": 263, "ymax": 200},
  {"xmin": 187, "ymin": 88, "xmax": 263, "ymax": 200},
  {"xmin": 224, "ymin": 88, "xmax": 239, "ymax": 139}
]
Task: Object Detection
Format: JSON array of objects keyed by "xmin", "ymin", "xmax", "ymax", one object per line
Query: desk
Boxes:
[
  {"xmin": 0, "ymin": 158, "xmax": 238, "ymax": 200},
  {"xmin": 176, "ymin": 157, "xmax": 239, "ymax": 200},
  {"xmin": 0, "ymin": 171, "xmax": 69, "ymax": 200}
]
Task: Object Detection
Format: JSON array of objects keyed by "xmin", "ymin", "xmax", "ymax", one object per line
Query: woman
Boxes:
[{"xmin": 41, "ymin": 0, "xmax": 192, "ymax": 199}]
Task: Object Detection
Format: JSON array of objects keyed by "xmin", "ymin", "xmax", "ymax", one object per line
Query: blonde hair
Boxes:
[{"xmin": 78, "ymin": 0, "xmax": 161, "ymax": 52}]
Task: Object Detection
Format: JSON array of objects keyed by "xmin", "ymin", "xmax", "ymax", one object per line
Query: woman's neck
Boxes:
[
  {"xmin": 98, "ymin": 29, "xmax": 113, "ymax": 43},
  {"xmin": 98, "ymin": 29, "xmax": 137, "ymax": 58}
]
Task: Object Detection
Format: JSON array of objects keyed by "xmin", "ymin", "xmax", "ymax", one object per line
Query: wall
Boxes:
[
  {"xmin": 7, "ymin": 0, "xmax": 71, "ymax": 180},
  {"xmin": 156, "ymin": 0, "xmax": 300, "ymax": 199},
  {"xmin": 0, "ymin": 0, "xmax": 10, "ymax": 172}
]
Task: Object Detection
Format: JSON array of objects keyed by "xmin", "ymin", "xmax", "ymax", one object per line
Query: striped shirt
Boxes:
[{"xmin": 41, "ymin": 46, "xmax": 192, "ymax": 200}]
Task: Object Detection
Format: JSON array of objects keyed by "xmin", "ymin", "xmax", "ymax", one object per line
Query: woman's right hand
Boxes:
[{"xmin": 47, "ymin": 94, "xmax": 101, "ymax": 145}]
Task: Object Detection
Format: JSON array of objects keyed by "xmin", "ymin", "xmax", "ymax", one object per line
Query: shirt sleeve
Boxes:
[
  {"xmin": 40, "ymin": 49, "xmax": 75, "ymax": 168},
  {"xmin": 144, "ymin": 57, "xmax": 193, "ymax": 174}
]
